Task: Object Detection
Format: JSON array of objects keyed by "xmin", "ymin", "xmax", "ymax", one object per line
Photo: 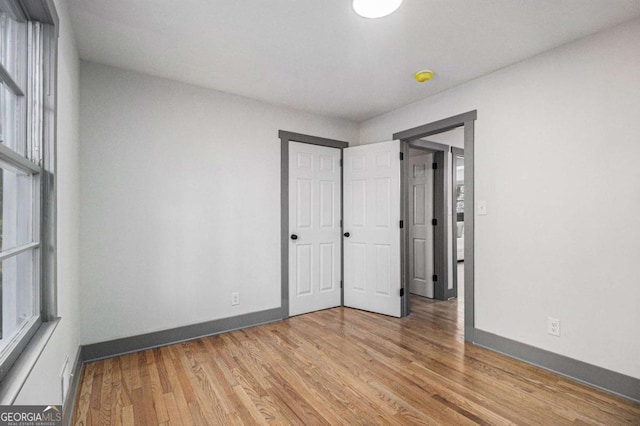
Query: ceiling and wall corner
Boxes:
[{"xmin": 66, "ymin": 0, "xmax": 640, "ymax": 122}]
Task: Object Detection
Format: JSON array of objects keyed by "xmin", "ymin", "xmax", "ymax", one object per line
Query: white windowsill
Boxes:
[{"xmin": 0, "ymin": 318, "xmax": 60, "ymax": 404}]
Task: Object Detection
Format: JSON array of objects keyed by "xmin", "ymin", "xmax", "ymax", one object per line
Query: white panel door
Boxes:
[
  {"xmin": 343, "ymin": 141, "xmax": 401, "ymax": 317},
  {"xmin": 289, "ymin": 142, "xmax": 342, "ymax": 316},
  {"xmin": 409, "ymin": 154, "xmax": 435, "ymax": 298}
]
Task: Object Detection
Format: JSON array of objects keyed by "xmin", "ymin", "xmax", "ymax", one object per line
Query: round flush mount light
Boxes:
[
  {"xmin": 414, "ymin": 70, "xmax": 435, "ymax": 83},
  {"xmin": 352, "ymin": 0, "xmax": 403, "ymax": 19}
]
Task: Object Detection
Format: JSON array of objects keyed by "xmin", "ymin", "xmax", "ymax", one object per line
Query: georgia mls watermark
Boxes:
[{"xmin": 0, "ymin": 406, "xmax": 62, "ymax": 426}]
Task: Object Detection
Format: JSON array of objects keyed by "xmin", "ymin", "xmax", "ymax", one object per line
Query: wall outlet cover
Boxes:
[
  {"xmin": 547, "ymin": 317, "xmax": 560, "ymax": 337},
  {"xmin": 478, "ymin": 200, "xmax": 487, "ymax": 215}
]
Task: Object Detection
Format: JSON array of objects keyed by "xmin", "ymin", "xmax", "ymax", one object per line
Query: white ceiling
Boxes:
[{"xmin": 67, "ymin": 0, "xmax": 640, "ymax": 122}]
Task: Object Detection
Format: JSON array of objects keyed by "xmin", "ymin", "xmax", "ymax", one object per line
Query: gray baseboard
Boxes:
[
  {"xmin": 473, "ymin": 329, "xmax": 640, "ymax": 403},
  {"xmin": 82, "ymin": 308, "xmax": 283, "ymax": 362},
  {"xmin": 62, "ymin": 347, "xmax": 84, "ymax": 426}
]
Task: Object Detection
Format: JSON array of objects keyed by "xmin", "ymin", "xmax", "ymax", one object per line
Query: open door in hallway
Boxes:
[
  {"xmin": 343, "ymin": 141, "xmax": 402, "ymax": 317},
  {"xmin": 408, "ymin": 152, "xmax": 436, "ymax": 298}
]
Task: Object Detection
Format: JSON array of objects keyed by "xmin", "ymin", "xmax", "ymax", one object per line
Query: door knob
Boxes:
[
  {"xmin": 290, "ymin": 234, "xmax": 298, "ymax": 240},
  {"xmin": 343, "ymin": 232, "xmax": 350, "ymax": 238}
]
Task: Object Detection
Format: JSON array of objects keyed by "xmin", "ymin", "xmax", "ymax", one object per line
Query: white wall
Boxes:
[
  {"xmin": 15, "ymin": 0, "xmax": 81, "ymax": 404},
  {"xmin": 360, "ymin": 18, "xmax": 640, "ymax": 380},
  {"xmin": 79, "ymin": 62, "xmax": 358, "ymax": 344}
]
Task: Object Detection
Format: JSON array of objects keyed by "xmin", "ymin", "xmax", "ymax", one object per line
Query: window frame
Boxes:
[{"xmin": 0, "ymin": 0, "xmax": 58, "ymax": 402}]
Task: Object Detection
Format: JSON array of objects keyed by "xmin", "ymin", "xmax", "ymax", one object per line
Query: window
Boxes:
[{"xmin": 0, "ymin": 1, "xmax": 57, "ymax": 385}]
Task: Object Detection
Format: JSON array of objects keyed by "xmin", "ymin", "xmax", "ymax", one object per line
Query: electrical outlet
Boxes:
[
  {"xmin": 547, "ymin": 317, "xmax": 560, "ymax": 337},
  {"xmin": 231, "ymin": 292, "xmax": 240, "ymax": 306}
]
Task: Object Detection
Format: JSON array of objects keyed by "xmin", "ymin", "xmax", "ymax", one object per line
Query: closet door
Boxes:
[
  {"xmin": 288, "ymin": 142, "xmax": 342, "ymax": 316},
  {"xmin": 343, "ymin": 141, "xmax": 401, "ymax": 317}
]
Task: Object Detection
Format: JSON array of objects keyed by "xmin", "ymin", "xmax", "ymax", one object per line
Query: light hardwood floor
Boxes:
[{"xmin": 73, "ymin": 295, "xmax": 640, "ymax": 425}]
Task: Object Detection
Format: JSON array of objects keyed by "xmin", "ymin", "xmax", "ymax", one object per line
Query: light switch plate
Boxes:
[{"xmin": 478, "ymin": 200, "xmax": 487, "ymax": 215}]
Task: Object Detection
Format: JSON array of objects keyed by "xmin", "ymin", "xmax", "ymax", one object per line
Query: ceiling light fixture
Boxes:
[
  {"xmin": 414, "ymin": 70, "xmax": 435, "ymax": 83},
  {"xmin": 352, "ymin": 0, "xmax": 403, "ymax": 19}
]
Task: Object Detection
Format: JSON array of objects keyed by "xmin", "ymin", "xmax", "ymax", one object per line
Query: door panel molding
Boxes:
[
  {"xmin": 408, "ymin": 153, "xmax": 435, "ymax": 298},
  {"xmin": 343, "ymin": 141, "xmax": 402, "ymax": 317},
  {"xmin": 279, "ymin": 131, "xmax": 348, "ymax": 318},
  {"xmin": 288, "ymin": 142, "xmax": 342, "ymax": 316}
]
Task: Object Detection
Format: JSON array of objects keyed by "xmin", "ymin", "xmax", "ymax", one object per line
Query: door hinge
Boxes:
[
  {"xmin": 432, "ymin": 218, "xmax": 437, "ymax": 226},
  {"xmin": 400, "ymin": 288, "xmax": 405, "ymax": 297},
  {"xmin": 432, "ymin": 275, "xmax": 438, "ymax": 282},
  {"xmin": 340, "ymin": 219, "xmax": 343, "ymax": 227},
  {"xmin": 432, "ymin": 163, "xmax": 438, "ymax": 170},
  {"xmin": 340, "ymin": 159, "xmax": 343, "ymax": 167},
  {"xmin": 399, "ymin": 152, "xmax": 404, "ymax": 161},
  {"xmin": 399, "ymin": 220, "xmax": 404, "ymax": 229},
  {"xmin": 340, "ymin": 280, "xmax": 343, "ymax": 289}
]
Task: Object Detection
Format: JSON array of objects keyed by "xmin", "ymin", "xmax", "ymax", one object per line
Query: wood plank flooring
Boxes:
[{"xmin": 72, "ymin": 296, "xmax": 640, "ymax": 425}]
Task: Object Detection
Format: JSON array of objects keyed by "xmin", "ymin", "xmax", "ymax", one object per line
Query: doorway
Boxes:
[
  {"xmin": 394, "ymin": 111, "xmax": 476, "ymax": 342},
  {"xmin": 280, "ymin": 109, "xmax": 476, "ymax": 337},
  {"xmin": 279, "ymin": 131, "xmax": 348, "ymax": 318},
  {"xmin": 281, "ymin": 132, "xmax": 403, "ymax": 319}
]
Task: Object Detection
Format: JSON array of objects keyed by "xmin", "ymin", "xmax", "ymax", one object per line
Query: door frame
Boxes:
[
  {"xmin": 279, "ymin": 130, "xmax": 349, "ymax": 319},
  {"xmin": 402, "ymin": 140, "xmax": 449, "ymax": 314},
  {"xmin": 451, "ymin": 147, "xmax": 464, "ymax": 296},
  {"xmin": 393, "ymin": 111, "xmax": 476, "ymax": 342}
]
